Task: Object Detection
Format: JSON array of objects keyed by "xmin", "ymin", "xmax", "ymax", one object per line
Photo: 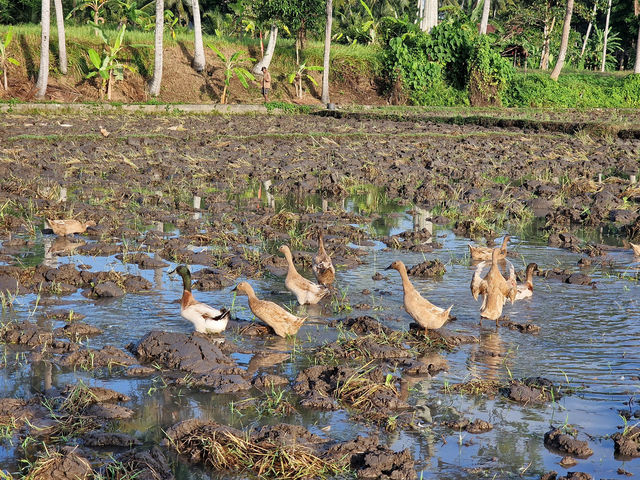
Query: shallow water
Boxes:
[{"xmin": 0, "ymin": 194, "xmax": 639, "ymax": 479}]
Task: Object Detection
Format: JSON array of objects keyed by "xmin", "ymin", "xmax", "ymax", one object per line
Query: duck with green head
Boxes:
[{"xmin": 169, "ymin": 265, "xmax": 230, "ymax": 334}]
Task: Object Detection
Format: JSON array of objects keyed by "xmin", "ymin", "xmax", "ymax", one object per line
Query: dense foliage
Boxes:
[{"xmin": 0, "ymin": 0, "xmax": 638, "ymax": 106}]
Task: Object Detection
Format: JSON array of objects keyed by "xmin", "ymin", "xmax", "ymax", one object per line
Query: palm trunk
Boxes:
[
  {"xmin": 321, "ymin": 0, "xmax": 332, "ymax": 105},
  {"xmin": 635, "ymin": 20, "xmax": 640, "ymax": 74},
  {"xmin": 252, "ymin": 24, "xmax": 278, "ymax": 74},
  {"xmin": 550, "ymin": 0, "xmax": 574, "ymax": 81},
  {"xmin": 600, "ymin": 0, "xmax": 612, "ymax": 72},
  {"xmin": 580, "ymin": 1, "xmax": 597, "ymax": 59},
  {"xmin": 3, "ymin": 67, "xmax": 7, "ymax": 90},
  {"xmin": 540, "ymin": 15, "xmax": 556, "ymax": 70},
  {"xmin": 35, "ymin": 0, "xmax": 50, "ymax": 99},
  {"xmin": 148, "ymin": 0, "xmax": 164, "ymax": 96},
  {"xmin": 419, "ymin": 0, "xmax": 437, "ymax": 33},
  {"xmin": 191, "ymin": 0, "xmax": 205, "ymax": 72},
  {"xmin": 53, "ymin": 0, "xmax": 67, "ymax": 74},
  {"xmin": 479, "ymin": 0, "xmax": 490, "ymax": 34}
]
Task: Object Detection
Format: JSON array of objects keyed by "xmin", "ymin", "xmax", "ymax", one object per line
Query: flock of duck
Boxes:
[{"xmin": 167, "ymin": 233, "xmax": 540, "ymax": 338}]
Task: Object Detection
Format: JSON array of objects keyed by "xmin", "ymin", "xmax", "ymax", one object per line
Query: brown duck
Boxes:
[
  {"xmin": 233, "ymin": 281, "xmax": 306, "ymax": 337},
  {"xmin": 468, "ymin": 235, "xmax": 510, "ymax": 261},
  {"xmin": 515, "ymin": 263, "xmax": 539, "ymax": 300},
  {"xmin": 386, "ymin": 260, "xmax": 452, "ymax": 330},
  {"xmin": 470, "ymin": 248, "xmax": 517, "ymax": 323},
  {"xmin": 312, "ymin": 233, "xmax": 335, "ymax": 287},
  {"xmin": 47, "ymin": 219, "xmax": 96, "ymax": 236},
  {"xmin": 279, "ymin": 245, "xmax": 329, "ymax": 305}
]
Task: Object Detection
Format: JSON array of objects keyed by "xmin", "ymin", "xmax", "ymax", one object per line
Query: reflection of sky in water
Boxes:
[{"xmin": 0, "ymin": 193, "xmax": 639, "ymax": 479}]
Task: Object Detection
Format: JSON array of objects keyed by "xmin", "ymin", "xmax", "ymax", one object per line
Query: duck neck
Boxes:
[
  {"xmin": 318, "ymin": 235, "xmax": 327, "ymax": 255},
  {"xmin": 179, "ymin": 271, "xmax": 192, "ymax": 293},
  {"xmin": 525, "ymin": 266, "xmax": 534, "ymax": 290},
  {"xmin": 283, "ymin": 249, "xmax": 297, "ymax": 275},
  {"xmin": 396, "ymin": 263, "xmax": 413, "ymax": 292},
  {"xmin": 500, "ymin": 236, "xmax": 508, "ymax": 251}
]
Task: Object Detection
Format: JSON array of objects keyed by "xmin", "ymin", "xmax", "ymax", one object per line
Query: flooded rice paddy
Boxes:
[{"xmin": 0, "ymin": 112, "xmax": 639, "ymax": 479}]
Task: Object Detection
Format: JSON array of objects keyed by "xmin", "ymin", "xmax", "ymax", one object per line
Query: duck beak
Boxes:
[
  {"xmin": 231, "ymin": 285, "xmax": 238, "ymax": 292},
  {"xmin": 167, "ymin": 268, "xmax": 176, "ymax": 275},
  {"xmin": 384, "ymin": 264, "xmax": 393, "ymax": 270}
]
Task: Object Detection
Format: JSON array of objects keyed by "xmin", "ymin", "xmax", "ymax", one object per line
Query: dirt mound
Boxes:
[
  {"xmin": 612, "ymin": 426, "xmax": 640, "ymax": 457},
  {"xmin": 544, "ymin": 428, "xmax": 593, "ymax": 458},
  {"xmin": 330, "ymin": 316, "xmax": 393, "ymax": 335},
  {"xmin": 407, "ymin": 259, "xmax": 446, "ymax": 277}
]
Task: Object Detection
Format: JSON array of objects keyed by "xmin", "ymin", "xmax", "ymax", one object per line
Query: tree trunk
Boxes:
[
  {"xmin": 252, "ymin": 24, "xmax": 278, "ymax": 74},
  {"xmin": 321, "ymin": 0, "xmax": 332, "ymax": 105},
  {"xmin": 550, "ymin": 0, "xmax": 574, "ymax": 81},
  {"xmin": 35, "ymin": 0, "xmax": 50, "ymax": 99},
  {"xmin": 540, "ymin": 15, "xmax": 556, "ymax": 70},
  {"xmin": 191, "ymin": 0, "xmax": 205, "ymax": 72},
  {"xmin": 53, "ymin": 0, "xmax": 67, "ymax": 74},
  {"xmin": 479, "ymin": 0, "xmax": 490, "ymax": 34},
  {"xmin": 419, "ymin": 0, "xmax": 438, "ymax": 33},
  {"xmin": 149, "ymin": 0, "xmax": 164, "ymax": 96},
  {"xmin": 636, "ymin": 19, "xmax": 640, "ymax": 73},
  {"xmin": 580, "ymin": 1, "xmax": 597, "ymax": 59},
  {"xmin": 600, "ymin": 0, "xmax": 612, "ymax": 72}
]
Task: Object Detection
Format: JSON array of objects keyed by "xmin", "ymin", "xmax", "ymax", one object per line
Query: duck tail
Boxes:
[
  {"xmin": 216, "ymin": 308, "xmax": 231, "ymax": 321},
  {"xmin": 444, "ymin": 305, "xmax": 453, "ymax": 319}
]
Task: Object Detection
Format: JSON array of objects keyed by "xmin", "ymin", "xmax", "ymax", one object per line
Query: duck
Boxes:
[
  {"xmin": 233, "ymin": 281, "xmax": 306, "ymax": 337},
  {"xmin": 514, "ymin": 263, "xmax": 539, "ymax": 300},
  {"xmin": 170, "ymin": 265, "xmax": 230, "ymax": 334},
  {"xmin": 470, "ymin": 248, "xmax": 517, "ymax": 323},
  {"xmin": 46, "ymin": 219, "xmax": 96, "ymax": 237},
  {"xmin": 468, "ymin": 235, "xmax": 510, "ymax": 261},
  {"xmin": 279, "ymin": 245, "xmax": 329, "ymax": 305},
  {"xmin": 386, "ymin": 260, "xmax": 452, "ymax": 330},
  {"xmin": 312, "ymin": 232, "xmax": 335, "ymax": 287}
]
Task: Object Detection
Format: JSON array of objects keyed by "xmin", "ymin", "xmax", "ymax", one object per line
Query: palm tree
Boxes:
[
  {"xmin": 191, "ymin": 0, "xmax": 205, "ymax": 72},
  {"xmin": 600, "ymin": 0, "xmax": 612, "ymax": 72},
  {"xmin": 252, "ymin": 24, "xmax": 278, "ymax": 74},
  {"xmin": 550, "ymin": 0, "xmax": 573, "ymax": 81},
  {"xmin": 53, "ymin": 0, "xmax": 67, "ymax": 74},
  {"xmin": 149, "ymin": 0, "xmax": 163, "ymax": 96},
  {"xmin": 35, "ymin": 0, "xmax": 50, "ymax": 99},
  {"xmin": 479, "ymin": 0, "xmax": 490, "ymax": 34},
  {"xmin": 321, "ymin": 0, "xmax": 333, "ymax": 105},
  {"xmin": 636, "ymin": 0, "xmax": 640, "ymax": 73},
  {"xmin": 418, "ymin": 0, "xmax": 438, "ymax": 33}
]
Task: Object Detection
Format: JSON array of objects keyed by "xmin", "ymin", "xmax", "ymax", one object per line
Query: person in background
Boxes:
[{"xmin": 261, "ymin": 66, "xmax": 271, "ymax": 102}]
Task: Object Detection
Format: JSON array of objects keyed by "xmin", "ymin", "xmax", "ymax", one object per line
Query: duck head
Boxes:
[
  {"xmin": 385, "ymin": 260, "xmax": 405, "ymax": 271},
  {"xmin": 169, "ymin": 265, "xmax": 192, "ymax": 291},
  {"xmin": 232, "ymin": 281, "xmax": 255, "ymax": 297}
]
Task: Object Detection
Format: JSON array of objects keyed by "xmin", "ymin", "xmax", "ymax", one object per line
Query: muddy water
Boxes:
[{"xmin": 0, "ymin": 193, "xmax": 639, "ymax": 479}]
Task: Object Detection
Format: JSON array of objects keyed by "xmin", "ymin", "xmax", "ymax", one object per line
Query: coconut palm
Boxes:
[
  {"xmin": 53, "ymin": 0, "xmax": 67, "ymax": 74},
  {"xmin": 479, "ymin": 0, "xmax": 490, "ymax": 34},
  {"xmin": 191, "ymin": 0, "xmax": 205, "ymax": 72},
  {"xmin": 35, "ymin": 0, "xmax": 50, "ymax": 99},
  {"xmin": 550, "ymin": 0, "xmax": 573, "ymax": 81},
  {"xmin": 321, "ymin": 0, "xmax": 332, "ymax": 104},
  {"xmin": 148, "ymin": 0, "xmax": 163, "ymax": 96}
]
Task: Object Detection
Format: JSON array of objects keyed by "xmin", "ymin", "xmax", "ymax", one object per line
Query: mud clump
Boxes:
[
  {"xmin": 107, "ymin": 446, "xmax": 174, "ymax": 480},
  {"xmin": 504, "ymin": 377, "xmax": 563, "ymax": 404},
  {"xmin": 53, "ymin": 322, "xmax": 103, "ymax": 340},
  {"xmin": 0, "ymin": 320, "xmax": 53, "ymax": 347},
  {"xmin": 294, "ymin": 364, "xmax": 407, "ymax": 414},
  {"xmin": 407, "ymin": 259, "xmax": 446, "ymax": 277},
  {"xmin": 611, "ymin": 426, "xmax": 640, "ymax": 457},
  {"xmin": 544, "ymin": 428, "xmax": 593, "ymax": 458},
  {"xmin": 330, "ymin": 316, "xmax": 393, "ymax": 336},
  {"xmin": 130, "ymin": 331, "xmax": 250, "ymax": 393},
  {"xmin": 498, "ymin": 317, "xmax": 541, "ymax": 333},
  {"xmin": 327, "ymin": 434, "xmax": 416, "ymax": 480},
  {"xmin": 442, "ymin": 418, "xmax": 493, "ymax": 433},
  {"xmin": 25, "ymin": 448, "xmax": 93, "ymax": 480},
  {"xmin": 57, "ymin": 345, "xmax": 138, "ymax": 369},
  {"xmin": 83, "ymin": 431, "xmax": 141, "ymax": 447}
]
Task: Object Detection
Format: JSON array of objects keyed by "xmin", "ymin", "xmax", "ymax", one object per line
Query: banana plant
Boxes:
[
  {"xmin": 0, "ymin": 27, "xmax": 20, "ymax": 90},
  {"xmin": 86, "ymin": 24, "xmax": 135, "ymax": 100},
  {"xmin": 288, "ymin": 63, "xmax": 323, "ymax": 98},
  {"xmin": 208, "ymin": 44, "xmax": 255, "ymax": 104}
]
